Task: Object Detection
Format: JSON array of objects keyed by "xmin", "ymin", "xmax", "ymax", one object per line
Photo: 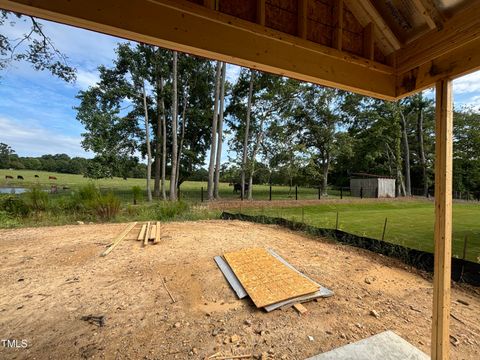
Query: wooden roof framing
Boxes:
[{"xmin": 0, "ymin": 0, "xmax": 479, "ymax": 101}]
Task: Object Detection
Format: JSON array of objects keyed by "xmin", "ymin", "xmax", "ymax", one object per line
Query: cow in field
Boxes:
[
  {"xmin": 5, "ymin": 175, "xmax": 13, "ymax": 180},
  {"xmin": 49, "ymin": 176, "xmax": 57, "ymax": 180},
  {"xmin": 17, "ymin": 175, "xmax": 24, "ymax": 180},
  {"xmin": 233, "ymin": 182, "xmax": 249, "ymax": 193},
  {"xmin": 35, "ymin": 175, "xmax": 39, "ymax": 178}
]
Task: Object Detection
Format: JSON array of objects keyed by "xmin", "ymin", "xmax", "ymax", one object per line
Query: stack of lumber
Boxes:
[
  {"xmin": 214, "ymin": 248, "xmax": 333, "ymax": 312},
  {"xmin": 136, "ymin": 221, "xmax": 161, "ymax": 246}
]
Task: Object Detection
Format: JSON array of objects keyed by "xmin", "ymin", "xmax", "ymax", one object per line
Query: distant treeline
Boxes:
[{"xmin": 0, "ymin": 144, "xmax": 146, "ymax": 178}]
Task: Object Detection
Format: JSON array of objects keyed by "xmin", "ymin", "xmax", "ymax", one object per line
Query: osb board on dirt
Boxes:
[{"xmin": 223, "ymin": 247, "xmax": 319, "ymax": 308}]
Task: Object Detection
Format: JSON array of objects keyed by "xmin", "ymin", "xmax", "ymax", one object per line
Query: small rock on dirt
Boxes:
[{"xmin": 370, "ymin": 310, "xmax": 380, "ymax": 318}]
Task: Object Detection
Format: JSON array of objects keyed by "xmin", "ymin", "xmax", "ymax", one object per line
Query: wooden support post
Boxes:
[
  {"xmin": 333, "ymin": 0, "xmax": 343, "ymax": 51},
  {"xmin": 363, "ymin": 22, "xmax": 374, "ymax": 61},
  {"xmin": 257, "ymin": 0, "xmax": 265, "ymax": 26},
  {"xmin": 269, "ymin": 185, "xmax": 272, "ymax": 201},
  {"xmin": 297, "ymin": 0, "xmax": 307, "ymax": 39},
  {"xmin": 431, "ymin": 79, "xmax": 453, "ymax": 360}
]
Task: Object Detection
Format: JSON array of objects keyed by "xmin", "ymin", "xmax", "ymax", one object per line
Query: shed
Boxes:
[
  {"xmin": 0, "ymin": 0, "xmax": 477, "ymax": 358},
  {"xmin": 350, "ymin": 173, "xmax": 396, "ymax": 198}
]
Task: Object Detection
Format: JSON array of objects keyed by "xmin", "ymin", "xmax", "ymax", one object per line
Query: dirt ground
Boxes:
[{"xmin": 0, "ymin": 220, "xmax": 479, "ymax": 360}]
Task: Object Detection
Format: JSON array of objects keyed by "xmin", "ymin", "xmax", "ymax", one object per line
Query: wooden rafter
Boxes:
[
  {"xmin": 412, "ymin": 0, "xmax": 445, "ymax": 30},
  {"xmin": 0, "ymin": 0, "xmax": 396, "ymax": 99},
  {"xmin": 397, "ymin": 2, "xmax": 480, "ymax": 74},
  {"xmin": 356, "ymin": 0, "xmax": 401, "ymax": 50},
  {"xmin": 363, "ymin": 22, "xmax": 374, "ymax": 61},
  {"xmin": 297, "ymin": 0, "xmax": 307, "ymax": 40},
  {"xmin": 257, "ymin": 0, "xmax": 265, "ymax": 26},
  {"xmin": 343, "ymin": 0, "xmax": 395, "ymax": 55},
  {"xmin": 332, "ymin": 0, "xmax": 343, "ymax": 51}
]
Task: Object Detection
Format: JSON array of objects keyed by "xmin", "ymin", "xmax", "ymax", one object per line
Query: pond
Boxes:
[{"xmin": 0, "ymin": 187, "xmax": 27, "ymax": 194}]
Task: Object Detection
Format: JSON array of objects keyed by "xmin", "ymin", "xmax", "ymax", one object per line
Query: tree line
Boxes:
[{"xmin": 75, "ymin": 41, "xmax": 480, "ymax": 200}]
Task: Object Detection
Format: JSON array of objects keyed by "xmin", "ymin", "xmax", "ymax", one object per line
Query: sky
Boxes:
[{"xmin": 0, "ymin": 15, "xmax": 478, "ymax": 161}]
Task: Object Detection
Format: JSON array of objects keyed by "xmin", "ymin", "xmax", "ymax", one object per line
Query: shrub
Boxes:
[
  {"xmin": 0, "ymin": 195, "xmax": 30, "ymax": 217},
  {"xmin": 94, "ymin": 192, "xmax": 121, "ymax": 220},
  {"xmin": 26, "ymin": 186, "xmax": 49, "ymax": 211},
  {"xmin": 0, "ymin": 210, "xmax": 19, "ymax": 228},
  {"xmin": 132, "ymin": 186, "xmax": 143, "ymax": 205},
  {"xmin": 153, "ymin": 201, "xmax": 189, "ymax": 220}
]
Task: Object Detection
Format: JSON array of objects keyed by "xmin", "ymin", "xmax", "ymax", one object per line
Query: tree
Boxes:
[
  {"xmin": 0, "ymin": 10, "xmax": 75, "ymax": 82},
  {"xmin": 213, "ymin": 62, "xmax": 227, "ymax": 199},
  {"xmin": 241, "ymin": 71, "xmax": 255, "ymax": 199},
  {"xmin": 207, "ymin": 61, "xmax": 222, "ymax": 200},
  {"xmin": 293, "ymin": 85, "xmax": 342, "ymax": 195},
  {"xmin": 0, "ymin": 142, "xmax": 15, "ymax": 168},
  {"xmin": 169, "ymin": 51, "xmax": 178, "ymax": 201}
]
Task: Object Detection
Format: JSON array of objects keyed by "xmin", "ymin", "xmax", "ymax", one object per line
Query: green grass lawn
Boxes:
[
  {"xmin": 236, "ymin": 200, "xmax": 480, "ymax": 263},
  {"xmin": 0, "ymin": 169, "xmax": 345, "ymax": 202}
]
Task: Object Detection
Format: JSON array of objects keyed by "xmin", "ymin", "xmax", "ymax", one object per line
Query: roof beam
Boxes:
[
  {"xmin": 356, "ymin": 0, "xmax": 401, "ymax": 51},
  {"xmin": 0, "ymin": 0, "xmax": 396, "ymax": 100},
  {"xmin": 411, "ymin": 0, "xmax": 445, "ymax": 30},
  {"xmin": 397, "ymin": 36, "xmax": 480, "ymax": 98},
  {"xmin": 343, "ymin": 0, "xmax": 394, "ymax": 55},
  {"xmin": 363, "ymin": 22, "xmax": 374, "ymax": 61},
  {"xmin": 397, "ymin": 3, "xmax": 480, "ymax": 74}
]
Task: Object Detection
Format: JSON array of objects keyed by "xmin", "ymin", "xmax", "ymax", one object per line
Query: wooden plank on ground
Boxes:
[
  {"xmin": 153, "ymin": 221, "xmax": 161, "ymax": 244},
  {"xmin": 137, "ymin": 223, "xmax": 147, "ymax": 241},
  {"xmin": 149, "ymin": 225, "xmax": 156, "ymax": 240},
  {"xmin": 223, "ymin": 248, "xmax": 319, "ymax": 308},
  {"xmin": 143, "ymin": 221, "xmax": 150, "ymax": 246},
  {"xmin": 100, "ymin": 222, "xmax": 137, "ymax": 257},
  {"xmin": 293, "ymin": 303, "xmax": 308, "ymax": 314}
]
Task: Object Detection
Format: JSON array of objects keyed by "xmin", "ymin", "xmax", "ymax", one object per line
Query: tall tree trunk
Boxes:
[
  {"xmin": 247, "ymin": 116, "xmax": 265, "ymax": 199},
  {"xmin": 175, "ymin": 91, "xmax": 187, "ymax": 190},
  {"xmin": 207, "ymin": 61, "xmax": 222, "ymax": 200},
  {"xmin": 142, "ymin": 81, "xmax": 152, "ymax": 202},
  {"xmin": 241, "ymin": 71, "xmax": 255, "ymax": 200},
  {"xmin": 213, "ymin": 62, "xmax": 226, "ymax": 199},
  {"xmin": 321, "ymin": 154, "xmax": 330, "ymax": 196},
  {"xmin": 154, "ymin": 70, "xmax": 164, "ymax": 198},
  {"xmin": 399, "ymin": 108, "xmax": 412, "ymax": 196},
  {"xmin": 169, "ymin": 51, "xmax": 178, "ymax": 201},
  {"xmin": 160, "ymin": 76, "xmax": 167, "ymax": 200},
  {"xmin": 417, "ymin": 107, "xmax": 428, "ymax": 197}
]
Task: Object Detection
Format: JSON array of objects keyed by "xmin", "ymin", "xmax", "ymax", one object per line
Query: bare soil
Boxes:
[{"xmin": 0, "ymin": 220, "xmax": 479, "ymax": 360}]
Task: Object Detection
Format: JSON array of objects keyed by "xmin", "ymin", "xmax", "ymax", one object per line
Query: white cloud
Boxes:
[
  {"xmin": 0, "ymin": 116, "xmax": 91, "ymax": 157},
  {"xmin": 453, "ymin": 71, "xmax": 480, "ymax": 94},
  {"xmin": 75, "ymin": 68, "xmax": 100, "ymax": 90},
  {"xmin": 226, "ymin": 64, "xmax": 241, "ymax": 84}
]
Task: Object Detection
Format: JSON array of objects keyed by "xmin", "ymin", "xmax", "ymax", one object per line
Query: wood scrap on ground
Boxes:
[
  {"xmin": 223, "ymin": 248, "xmax": 319, "ymax": 308},
  {"xmin": 100, "ymin": 222, "xmax": 137, "ymax": 257},
  {"xmin": 137, "ymin": 223, "xmax": 147, "ymax": 241},
  {"xmin": 293, "ymin": 303, "xmax": 308, "ymax": 315},
  {"xmin": 153, "ymin": 221, "xmax": 161, "ymax": 244},
  {"xmin": 215, "ymin": 247, "xmax": 333, "ymax": 312},
  {"xmin": 143, "ymin": 221, "xmax": 150, "ymax": 246},
  {"xmin": 163, "ymin": 277, "xmax": 176, "ymax": 303},
  {"xmin": 149, "ymin": 225, "xmax": 156, "ymax": 240}
]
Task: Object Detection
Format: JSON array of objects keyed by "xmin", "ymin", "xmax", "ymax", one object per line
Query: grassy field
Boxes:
[
  {"xmin": 2, "ymin": 169, "xmax": 479, "ymax": 263},
  {"xmin": 236, "ymin": 200, "xmax": 480, "ymax": 263},
  {"xmin": 0, "ymin": 169, "xmax": 345, "ymax": 202}
]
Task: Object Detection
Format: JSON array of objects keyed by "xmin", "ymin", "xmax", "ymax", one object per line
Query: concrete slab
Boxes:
[{"xmin": 306, "ymin": 331, "xmax": 430, "ymax": 360}]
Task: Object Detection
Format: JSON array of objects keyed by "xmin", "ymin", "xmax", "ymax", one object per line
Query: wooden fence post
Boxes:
[
  {"xmin": 431, "ymin": 79, "xmax": 453, "ymax": 360},
  {"xmin": 295, "ymin": 185, "xmax": 298, "ymax": 200}
]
